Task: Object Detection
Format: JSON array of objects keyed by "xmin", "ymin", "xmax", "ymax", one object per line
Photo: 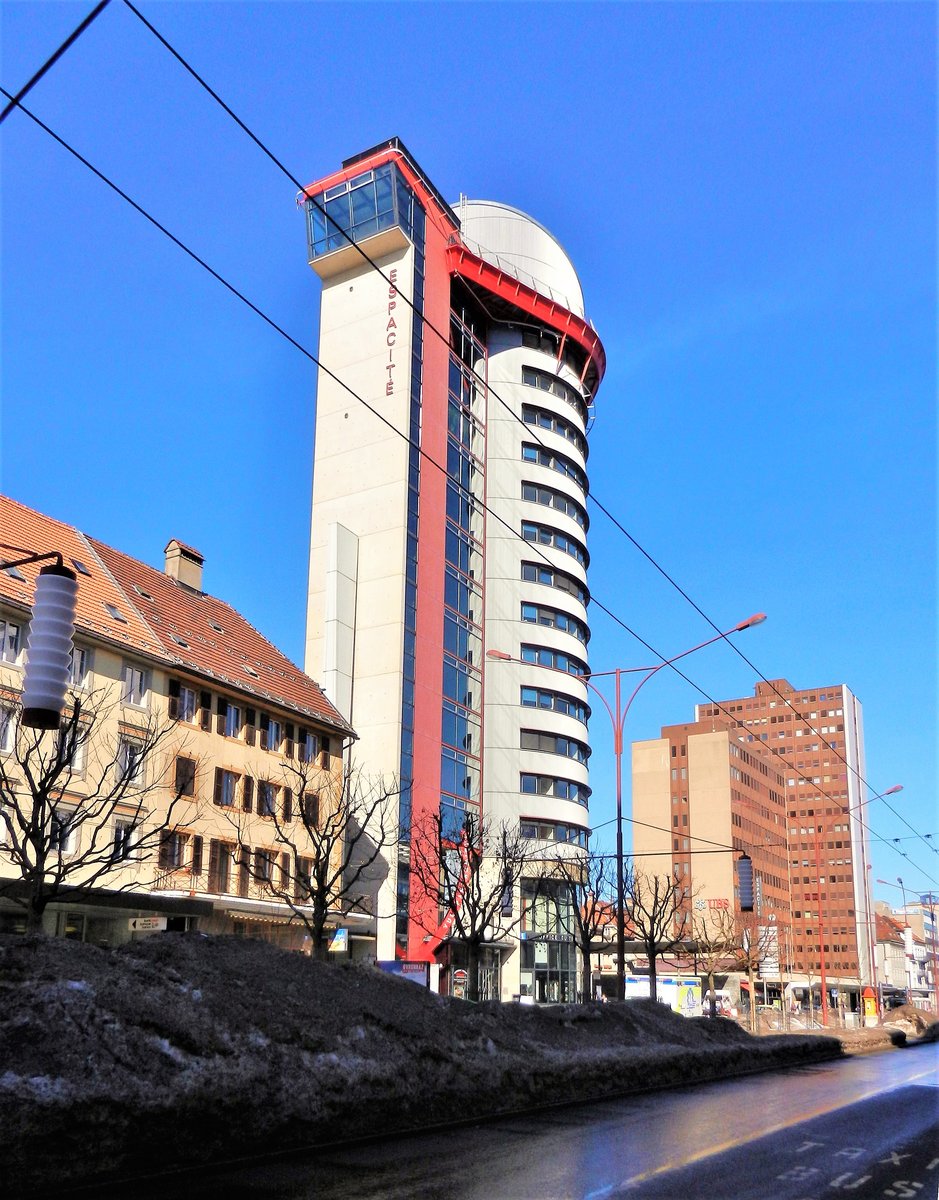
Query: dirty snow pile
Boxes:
[{"xmin": 0, "ymin": 933, "xmax": 842, "ymax": 1195}]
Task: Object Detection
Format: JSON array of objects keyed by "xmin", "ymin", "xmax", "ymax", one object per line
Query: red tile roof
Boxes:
[
  {"xmin": 0, "ymin": 494, "xmax": 354, "ymax": 737},
  {"xmin": 0, "ymin": 495, "xmax": 163, "ymax": 658},
  {"xmin": 876, "ymin": 913, "xmax": 906, "ymax": 943}
]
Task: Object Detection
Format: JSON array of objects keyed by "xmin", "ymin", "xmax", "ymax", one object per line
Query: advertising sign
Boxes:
[
  {"xmin": 623, "ymin": 975, "xmax": 702, "ymax": 1017},
  {"xmin": 328, "ymin": 927, "xmax": 349, "ymax": 953},
  {"xmin": 376, "ymin": 960, "xmax": 430, "ymax": 987}
]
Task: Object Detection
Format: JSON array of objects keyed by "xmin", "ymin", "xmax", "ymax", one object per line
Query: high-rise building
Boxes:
[
  {"xmin": 632, "ymin": 717, "xmax": 790, "ymax": 1002},
  {"xmin": 694, "ymin": 680, "xmax": 871, "ymax": 996},
  {"xmin": 302, "ymin": 139, "xmax": 605, "ymax": 999}
]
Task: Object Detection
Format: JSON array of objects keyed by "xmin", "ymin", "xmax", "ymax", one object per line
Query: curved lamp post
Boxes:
[
  {"xmin": 876, "ymin": 873, "xmax": 918, "ymax": 1008},
  {"xmin": 488, "ymin": 611, "xmax": 767, "ymax": 1001},
  {"xmin": 854, "ymin": 785, "xmax": 903, "ymax": 1018}
]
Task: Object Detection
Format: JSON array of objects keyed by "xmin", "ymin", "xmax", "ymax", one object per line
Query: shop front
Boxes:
[{"xmin": 519, "ymin": 935, "xmax": 578, "ymax": 1003}]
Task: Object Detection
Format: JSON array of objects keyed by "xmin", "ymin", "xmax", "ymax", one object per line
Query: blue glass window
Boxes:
[
  {"xmin": 519, "ymin": 774, "xmax": 591, "ymax": 806},
  {"xmin": 520, "ymin": 686, "xmax": 589, "ymax": 724},
  {"xmin": 521, "ymin": 443, "xmax": 587, "ymax": 493},
  {"xmin": 520, "ymin": 522, "xmax": 587, "ymax": 567},
  {"xmin": 441, "ymin": 748, "xmax": 476, "ymax": 800},
  {"xmin": 521, "ymin": 561, "xmax": 588, "ymax": 606},
  {"xmin": 307, "ymin": 164, "xmax": 416, "ymax": 259},
  {"xmin": 441, "ymin": 797, "xmax": 468, "ymax": 842},
  {"xmin": 443, "ymin": 655, "xmax": 477, "ymax": 709},
  {"xmin": 520, "ymin": 643, "xmax": 588, "ymax": 677}
]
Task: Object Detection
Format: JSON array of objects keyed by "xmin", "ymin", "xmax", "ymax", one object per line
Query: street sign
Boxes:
[{"xmin": 128, "ymin": 916, "xmax": 166, "ymax": 932}]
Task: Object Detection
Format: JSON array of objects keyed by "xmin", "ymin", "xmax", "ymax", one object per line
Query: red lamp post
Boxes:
[
  {"xmin": 853, "ymin": 785, "xmax": 902, "ymax": 1021},
  {"xmin": 488, "ymin": 612, "xmax": 767, "ymax": 1002}
]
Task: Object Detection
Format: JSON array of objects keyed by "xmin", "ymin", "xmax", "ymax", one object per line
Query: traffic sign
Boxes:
[{"xmin": 128, "ymin": 916, "xmax": 166, "ymax": 932}]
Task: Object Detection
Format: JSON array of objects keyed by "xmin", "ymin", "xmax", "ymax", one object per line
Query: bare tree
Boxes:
[
  {"xmin": 408, "ymin": 809, "xmax": 536, "ymax": 1002},
  {"xmin": 0, "ymin": 691, "xmax": 193, "ymax": 934},
  {"xmin": 223, "ymin": 759, "xmax": 399, "ymax": 960},
  {"xmin": 735, "ymin": 914, "xmax": 777, "ymax": 1033},
  {"xmin": 691, "ymin": 906, "xmax": 741, "ymax": 1017},
  {"xmin": 549, "ymin": 847, "xmax": 616, "ymax": 1001},
  {"xmin": 624, "ymin": 866, "xmax": 691, "ymax": 1002}
]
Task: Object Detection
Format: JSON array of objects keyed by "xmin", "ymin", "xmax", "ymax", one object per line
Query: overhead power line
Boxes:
[
  {"xmin": 116, "ymin": 0, "xmax": 924, "ymax": 860},
  {"xmin": 0, "ymin": 0, "xmax": 112, "ymax": 126},
  {"xmin": 3, "ymin": 85, "xmax": 933, "ymax": 891}
]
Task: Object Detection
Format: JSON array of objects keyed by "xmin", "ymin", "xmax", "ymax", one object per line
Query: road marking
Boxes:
[{"xmin": 616, "ymin": 1066, "xmax": 938, "ymax": 1191}]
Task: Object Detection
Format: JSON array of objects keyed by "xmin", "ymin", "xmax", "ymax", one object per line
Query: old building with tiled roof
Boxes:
[
  {"xmin": 0, "ymin": 494, "xmax": 370, "ymax": 951},
  {"xmin": 874, "ymin": 911, "xmax": 912, "ymax": 1007}
]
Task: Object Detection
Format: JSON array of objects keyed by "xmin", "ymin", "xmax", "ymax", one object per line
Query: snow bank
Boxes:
[{"xmin": 0, "ymin": 933, "xmax": 843, "ymax": 1197}]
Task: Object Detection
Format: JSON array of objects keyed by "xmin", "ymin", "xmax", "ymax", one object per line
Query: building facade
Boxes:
[
  {"xmin": 874, "ymin": 912, "xmax": 912, "ymax": 1006},
  {"xmin": 0, "ymin": 495, "xmax": 356, "ymax": 949},
  {"xmin": 696, "ymin": 679, "xmax": 871, "ymax": 994},
  {"xmin": 875, "ymin": 901, "xmax": 936, "ymax": 1012},
  {"xmin": 898, "ymin": 895, "xmax": 939, "ymax": 1010},
  {"xmin": 302, "ymin": 139, "xmax": 605, "ymax": 999},
  {"xmin": 631, "ymin": 678, "xmax": 872, "ymax": 1014},
  {"xmin": 632, "ymin": 716, "xmax": 790, "ymax": 1004}
]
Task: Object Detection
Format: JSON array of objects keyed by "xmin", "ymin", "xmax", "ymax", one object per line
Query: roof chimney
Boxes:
[{"xmin": 164, "ymin": 539, "xmax": 204, "ymax": 592}]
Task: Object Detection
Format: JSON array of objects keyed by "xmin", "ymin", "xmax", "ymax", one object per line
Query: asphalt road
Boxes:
[{"xmin": 99, "ymin": 1043, "xmax": 939, "ymax": 1200}]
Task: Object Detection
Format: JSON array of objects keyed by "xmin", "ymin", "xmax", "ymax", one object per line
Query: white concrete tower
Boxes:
[
  {"xmin": 303, "ymin": 142, "xmax": 605, "ymax": 1000},
  {"xmin": 459, "ymin": 202, "xmax": 595, "ymax": 1000}
]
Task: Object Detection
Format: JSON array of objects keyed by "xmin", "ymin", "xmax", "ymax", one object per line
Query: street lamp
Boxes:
[
  {"xmin": 488, "ymin": 611, "xmax": 766, "ymax": 1001},
  {"xmin": 897, "ymin": 876, "xmax": 912, "ymax": 1004},
  {"xmin": 0, "ymin": 545, "xmax": 78, "ymax": 729},
  {"xmin": 920, "ymin": 891, "xmax": 939, "ymax": 1015},
  {"xmin": 852, "ymin": 784, "xmax": 902, "ymax": 1022},
  {"xmin": 876, "ymin": 876, "xmax": 918, "ymax": 1008}
]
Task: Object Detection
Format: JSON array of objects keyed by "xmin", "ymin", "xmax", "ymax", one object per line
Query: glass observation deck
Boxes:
[{"xmin": 305, "ymin": 162, "xmax": 419, "ymax": 263}]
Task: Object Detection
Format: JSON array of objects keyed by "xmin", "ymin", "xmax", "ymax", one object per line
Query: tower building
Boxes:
[
  {"xmin": 695, "ymin": 680, "xmax": 871, "ymax": 992},
  {"xmin": 632, "ymin": 717, "xmax": 790, "ymax": 1001},
  {"xmin": 633, "ymin": 678, "xmax": 872, "ymax": 1012},
  {"xmin": 302, "ymin": 140, "xmax": 604, "ymax": 997}
]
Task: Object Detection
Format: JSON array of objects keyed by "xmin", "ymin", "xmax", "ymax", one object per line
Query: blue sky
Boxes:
[{"xmin": 2, "ymin": 2, "xmax": 935, "ymax": 905}]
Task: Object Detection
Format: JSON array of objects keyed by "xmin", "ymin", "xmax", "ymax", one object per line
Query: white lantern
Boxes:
[{"xmin": 22, "ymin": 563, "xmax": 78, "ymax": 730}]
